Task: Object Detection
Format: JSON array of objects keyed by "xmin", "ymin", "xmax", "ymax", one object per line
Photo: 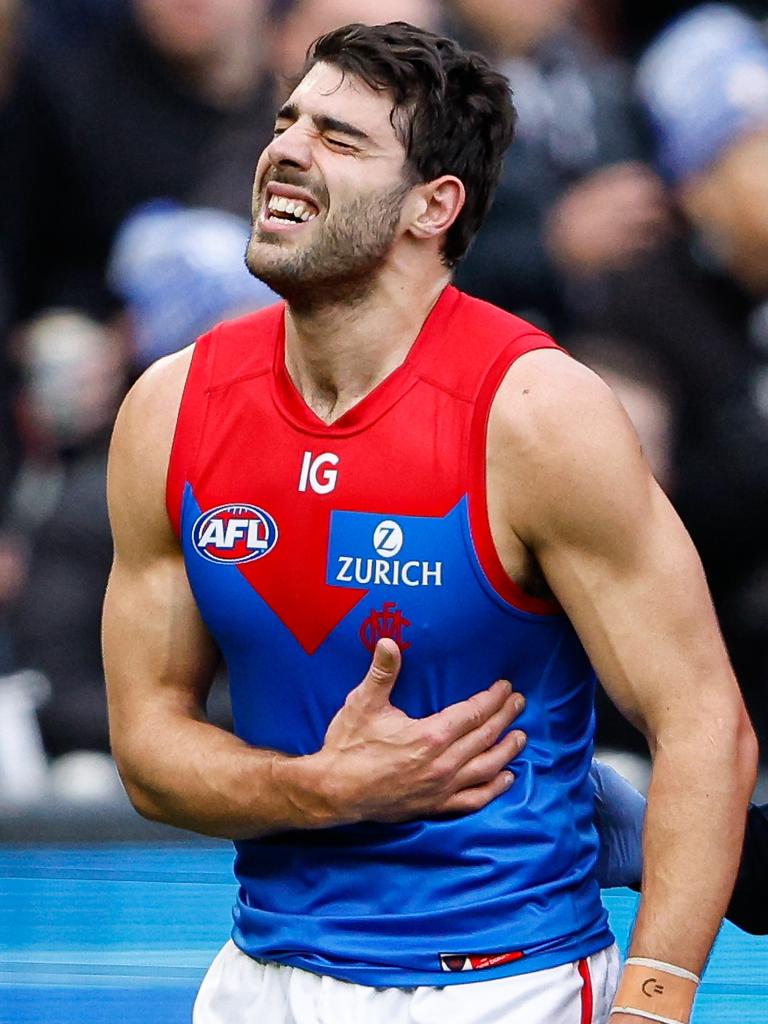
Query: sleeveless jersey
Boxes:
[{"xmin": 167, "ymin": 285, "xmax": 613, "ymax": 988}]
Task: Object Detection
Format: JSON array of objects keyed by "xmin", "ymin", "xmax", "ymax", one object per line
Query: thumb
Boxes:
[{"xmin": 358, "ymin": 639, "xmax": 401, "ymax": 705}]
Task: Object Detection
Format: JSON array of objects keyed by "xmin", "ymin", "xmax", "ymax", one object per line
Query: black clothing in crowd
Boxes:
[
  {"xmin": 0, "ymin": 6, "xmax": 273, "ymax": 325},
  {"xmin": 456, "ymin": 29, "xmax": 647, "ymax": 332},
  {"xmin": 579, "ymin": 238, "xmax": 768, "ymax": 751}
]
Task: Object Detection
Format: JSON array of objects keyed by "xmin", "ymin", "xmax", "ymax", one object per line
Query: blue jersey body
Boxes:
[{"xmin": 168, "ymin": 288, "xmax": 614, "ymax": 986}]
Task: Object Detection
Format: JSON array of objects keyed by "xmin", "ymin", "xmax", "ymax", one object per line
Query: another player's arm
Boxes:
[
  {"xmin": 590, "ymin": 763, "xmax": 768, "ymax": 937},
  {"xmin": 103, "ymin": 353, "xmax": 525, "ymax": 839},
  {"xmin": 491, "ymin": 352, "xmax": 757, "ymax": 1018}
]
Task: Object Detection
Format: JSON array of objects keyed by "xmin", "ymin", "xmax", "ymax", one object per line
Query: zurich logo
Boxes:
[
  {"xmin": 373, "ymin": 520, "xmax": 403, "ymax": 558},
  {"xmin": 192, "ymin": 504, "xmax": 278, "ymax": 564}
]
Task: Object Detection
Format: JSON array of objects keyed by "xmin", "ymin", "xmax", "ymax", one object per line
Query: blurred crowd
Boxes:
[{"xmin": 2, "ymin": 0, "xmax": 768, "ymax": 801}]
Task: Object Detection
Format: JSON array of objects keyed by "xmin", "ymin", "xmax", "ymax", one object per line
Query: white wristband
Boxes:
[
  {"xmin": 610, "ymin": 1008, "xmax": 686, "ymax": 1024},
  {"xmin": 625, "ymin": 958, "xmax": 700, "ymax": 986}
]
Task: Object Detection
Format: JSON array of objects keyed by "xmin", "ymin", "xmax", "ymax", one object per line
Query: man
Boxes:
[{"xmin": 103, "ymin": 22, "xmax": 757, "ymax": 1024}]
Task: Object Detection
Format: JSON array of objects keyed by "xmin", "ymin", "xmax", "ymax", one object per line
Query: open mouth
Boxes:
[
  {"xmin": 265, "ymin": 194, "xmax": 319, "ymax": 224},
  {"xmin": 261, "ymin": 184, "xmax": 321, "ymax": 229}
]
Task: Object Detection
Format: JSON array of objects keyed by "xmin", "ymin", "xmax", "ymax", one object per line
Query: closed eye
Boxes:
[{"xmin": 325, "ymin": 137, "xmax": 356, "ymax": 151}]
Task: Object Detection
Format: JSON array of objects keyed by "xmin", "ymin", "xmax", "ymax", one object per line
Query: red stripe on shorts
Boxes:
[{"xmin": 578, "ymin": 958, "xmax": 593, "ymax": 1024}]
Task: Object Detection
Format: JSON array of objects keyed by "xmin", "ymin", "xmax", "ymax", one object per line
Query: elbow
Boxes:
[
  {"xmin": 112, "ymin": 750, "xmax": 167, "ymax": 824},
  {"xmin": 122, "ymin": 777, "xmax": 166, "ymax": 823},
  {"xmin": 733, "ymin": 704, "xmax": 759, "ymax": 795},
  {"xmin": 713, "ymin": 700, "xmax": 759, "ymax": 797}
]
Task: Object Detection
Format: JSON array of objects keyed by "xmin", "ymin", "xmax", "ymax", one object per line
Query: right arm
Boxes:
[
  {"xmin": 103, "ymin": 351, "xmax": 525, "ymax": 840},
  {"xmin": 103, "ymin": 347, "xmax": 318, "ymax": 839}
]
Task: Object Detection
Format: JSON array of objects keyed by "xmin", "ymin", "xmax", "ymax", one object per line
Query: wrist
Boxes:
[
  {"xmin": 611, "ymin": 958, "xmax": 700, "ymax": 1024},
  {"xmin": 270, "ymin": 751, "xmax": 358, "ymax": 831}
]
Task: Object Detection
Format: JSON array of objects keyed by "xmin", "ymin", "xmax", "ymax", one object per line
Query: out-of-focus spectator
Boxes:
[
  {"xmin": 0, "ymin": 0, "xmax": 23, "ymax": 667},
  {"xmin": 445, "ymin": 0, "xmax": 671, "ymax": 331},
  {"xmin": 0, "ymin": 0, "xmax": 273, "ymax": 327},
  {"xmin": 5, "ymin": 312, "xmax": 129, "ymax": 756},
  {"xmin": 267, "ymin": 0, "xmax": 441, "ymax": 85},
  {"xmin": 108, "ymin": 201, "xmax": 276, "ymax": 367},
  {"xmin": 599, "ymin": 1, "xmax": 766, "ymax": 59},
  {"xmin": 568, "ymin": 332, "xmax": 678, "ymax": 494},
  {"xmin": 567, "ymin": 332, "xmax": 681, "ymax": 757},
  {"xmin": 581, "ymin": 3, "xmax": 768, "ymax": 753},
  {"xmin": 0, "ymin": 0, "xmax": 19, "ymax": 99},
  {"xmin": 4, "ymin": 204, "xmax": 271, "ymax": 753}
]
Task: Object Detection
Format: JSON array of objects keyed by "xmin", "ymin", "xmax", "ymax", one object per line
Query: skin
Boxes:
[
  {"xmin": 104, "ymin": 62, "xmax": 757, "ymax": 1022},
  {"xmin": 545, "ymin": 162, "xmax": 672, "ymax": 276}
]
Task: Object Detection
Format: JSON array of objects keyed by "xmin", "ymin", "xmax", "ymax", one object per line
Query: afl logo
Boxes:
[{"xmin": 192, "ymin": 504, "xmax": 278, "ymax": 564}]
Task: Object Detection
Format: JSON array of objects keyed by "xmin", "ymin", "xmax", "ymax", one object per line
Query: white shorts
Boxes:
[{"xmin": 193, "ymin": 941, "xmax": 621, "ymax": 1024}]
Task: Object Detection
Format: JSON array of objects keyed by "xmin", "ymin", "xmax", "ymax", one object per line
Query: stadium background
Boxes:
[{"xmin": 1, "ymin": 0, "xmax": 768, "ymax": 1020}]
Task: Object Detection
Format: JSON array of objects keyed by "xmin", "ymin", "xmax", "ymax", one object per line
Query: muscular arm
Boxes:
[
  {"xmin": 104, "ymin": 351, "xmax": 525, "ymax": 839},
  {"xmin": 489, "ymin": 351, "xmax": 757, "ymax": 983},
  {"xmin": 102, "ymin": 349, "xmax": 333, "ymax": 838}
]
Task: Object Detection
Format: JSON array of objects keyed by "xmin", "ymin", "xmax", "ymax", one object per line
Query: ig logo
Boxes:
[
  {"xmin": 298, "ymin": 451, "xmax": 339, "ymax": 494},
  {"xmin": 373, "ymin": 520, "xmax": 403, "ymax": 558}
]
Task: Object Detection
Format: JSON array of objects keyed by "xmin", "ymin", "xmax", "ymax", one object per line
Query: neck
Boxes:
[{"xmin": 284, "ymin": 266, "xmax": 451, "ymax": 424}]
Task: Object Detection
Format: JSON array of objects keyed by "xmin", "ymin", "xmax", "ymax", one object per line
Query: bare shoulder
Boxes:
[
  {"xmin": 491, "ymin": 348, "xmax": 636, "ymax": 453},
  {"xmin": 112, "ymin": 345, "xmax": 194, "ymax": 457},
  {"xmin": 108, "ymin": 346, "xmax": 195, "ymax": 554},
  {"xmin": 488, "ymin": 348, "xmax": 654, "ymax": 549}
]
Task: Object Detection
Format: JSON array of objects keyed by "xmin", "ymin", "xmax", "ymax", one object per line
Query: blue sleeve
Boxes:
[{"xmin": 590, "ymin": 759, "xmax": 646, "ymax": 889}]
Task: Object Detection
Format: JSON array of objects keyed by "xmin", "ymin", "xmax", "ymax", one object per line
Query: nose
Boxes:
[{"xmin": 264, "ymin": 123, "xmax": 313, "ymax": 173}]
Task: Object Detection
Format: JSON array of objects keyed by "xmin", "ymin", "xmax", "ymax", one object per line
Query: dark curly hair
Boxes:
[{"xmin": 300, "ymin": 21, "xmax": 516, "ymax": 267}]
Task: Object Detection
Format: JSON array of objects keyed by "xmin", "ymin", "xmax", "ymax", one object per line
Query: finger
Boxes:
[
  {"xmin": 438, "ymin": 691, "xmax": 525, "ymax": 764},
  {"xmin": 435, "ymin": 769, "xmax": 515, "ymax": 816},
  {"xmin": 423, "ymin": 680, "xmax": 515, "ymax": 747},
  {"xmin": 354, "ymin": 638, "xmax": 402, "ymax": 708},
  {"xmin": 450, "ymin": 729, "xmax": 527, "ymax": 790}
]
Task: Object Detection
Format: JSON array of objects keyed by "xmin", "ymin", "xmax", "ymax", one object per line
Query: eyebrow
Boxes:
[{"xmin": 275, "ymin": 103, "xmax": 371, "ymax": 142}]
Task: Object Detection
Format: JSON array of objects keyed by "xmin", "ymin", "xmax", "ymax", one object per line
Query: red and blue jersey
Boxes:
[{"xmin": 167, "ymin": 285, "xmax": 613, "ymax": 987}]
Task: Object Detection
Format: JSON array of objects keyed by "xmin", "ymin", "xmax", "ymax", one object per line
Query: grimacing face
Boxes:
[{"xmin": 245, "ymin": 63, "xmax": 417, "ymax": 311}]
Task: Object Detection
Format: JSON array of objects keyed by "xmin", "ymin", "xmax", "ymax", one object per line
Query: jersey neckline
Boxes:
[{"xmin": 270, "ymin": 284, "xmax": 462, "ymax": 436}]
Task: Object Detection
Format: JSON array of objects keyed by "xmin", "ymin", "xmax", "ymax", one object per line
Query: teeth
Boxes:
[{"xmin": 266, "ymin": 192, "xmax": 319, "ymax": 222}]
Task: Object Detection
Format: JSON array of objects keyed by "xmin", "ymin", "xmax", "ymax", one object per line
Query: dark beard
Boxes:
[{"xmin": 245, "ymin": 181, "xmax": 411, "ymax": 315}]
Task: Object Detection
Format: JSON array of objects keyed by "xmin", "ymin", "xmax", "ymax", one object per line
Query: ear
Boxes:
[{"xmin": 405, "ymin": 176, "xmax": 466, "ymax": 244}]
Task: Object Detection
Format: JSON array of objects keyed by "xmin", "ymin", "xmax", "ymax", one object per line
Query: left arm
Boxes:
[{"xmin": 491, "ymin": 351, "xmax": 757, "ymax": 1022}]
